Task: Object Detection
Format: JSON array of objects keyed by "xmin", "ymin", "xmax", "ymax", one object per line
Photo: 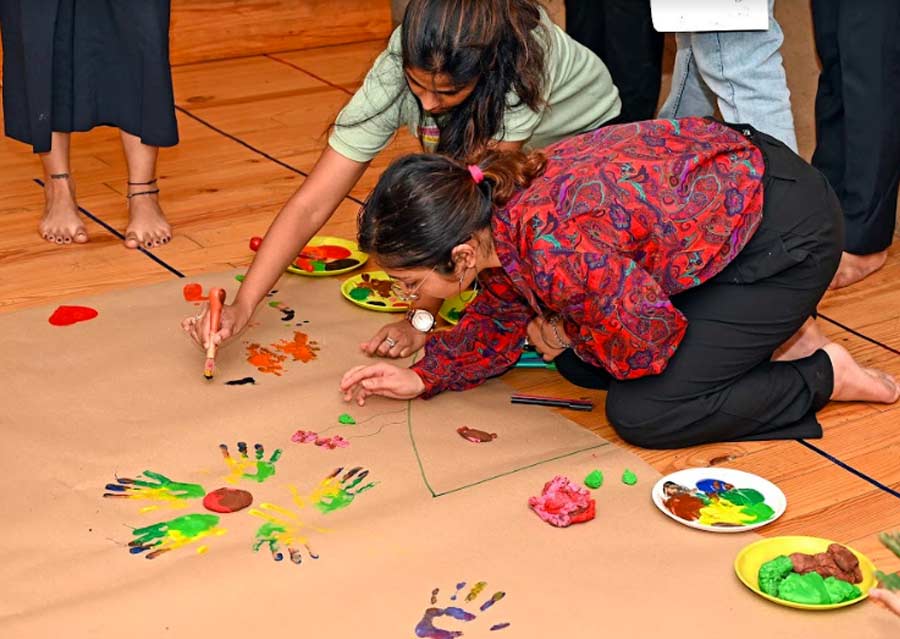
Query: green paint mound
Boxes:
[
  {"xmin": 621, "ymin": 469, "xmax": 637, "ymax": 486},
  {"xmin": 338, "ymin": 413, "xmax": 356, "ymax": 425},
  {"xmin": 758, "ymin": 556, "xmax": 862, "ymax": 604},
  {"xmin": 268, "ymin": 301, "xmax": 281, "ymax": 308},
  {"xmin": 235, "ymin": 274, "xmax": 245, "ymax": 282},
  {"xmin": 584, "ymin": 470, "xmax": 604, "ymax": 489},
  {"xmin": 349, "ymin": 287, "xmax": 370, "ymax": 301}
]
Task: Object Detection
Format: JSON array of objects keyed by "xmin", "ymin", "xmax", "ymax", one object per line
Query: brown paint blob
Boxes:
[
  {"xmin": 457, "ymin": 426, "xmax": 497, "ymax": 443},
  {"xmin": 665, "ymin": 493, "xmax": 705, "ymax": 521},
  {"xmin": 203, "ymin": 487, "xmax": 253, "ymax": 513}
]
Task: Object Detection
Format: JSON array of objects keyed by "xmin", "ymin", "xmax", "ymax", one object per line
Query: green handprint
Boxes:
[
  {"xmin": 220, "ymin": 441, "xmax": 282, "ymax": 483},
  {"xmin": 103, "ymin": 470, "xmax": 206, "ymax": 512},
  {"xmin": 250, "ymin": 502, "xmax": 325, "ymax": 565},
  {"xmin": 303, "ymin": 466, "xmax": 377, "ymax": 514},
  {"xmin": 128, "ymin": 514, "xmax": 226, "ymax": 559}
]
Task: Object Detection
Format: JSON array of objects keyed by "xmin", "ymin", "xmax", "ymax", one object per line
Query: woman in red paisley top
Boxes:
[{"xmin": 340, "ymin": 118, "xmax": 899, "ymax": 448}]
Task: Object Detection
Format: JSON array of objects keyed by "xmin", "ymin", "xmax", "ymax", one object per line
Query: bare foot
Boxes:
[
  {"xmin": 823, "ymin": 342, "xmax": 899, "ymax": 404},
  {"xmin": 125, "ymin": 189, "xmax": 171, "ymax": 249},
  {"xmin": 772, "ymin": 317, "xmax": 829, "ymax": 361},
  {"xmin": 40, "ymin": 176, "xmax": 88, "ymax": 245},
  {"xmin": 828, "ymin": 250, "xmax": 888, "ymax": 289}
]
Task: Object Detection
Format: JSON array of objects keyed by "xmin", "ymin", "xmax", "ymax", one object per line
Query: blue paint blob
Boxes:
[{"xmin": 490, "ymin": 622, "xmax": 511, "ymax": 631}]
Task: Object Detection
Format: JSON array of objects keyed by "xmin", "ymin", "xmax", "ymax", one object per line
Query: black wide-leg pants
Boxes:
[
  {"xmin": 810, "ymin": 0, "xmax": 900, "ymax": 255},
  {"xmin": 555, "ymin": 128, "xmax": 843, "ymax": 449}
]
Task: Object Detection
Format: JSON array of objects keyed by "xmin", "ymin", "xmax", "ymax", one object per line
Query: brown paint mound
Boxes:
[{"xmin": 790, "ymin": 543, "xmax": 863, "ymax": 584}]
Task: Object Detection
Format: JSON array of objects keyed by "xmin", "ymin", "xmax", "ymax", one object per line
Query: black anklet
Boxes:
[
  {"xmin": 49, "ymin": 172, "xmax": 70, "ymax": 179},
  {"xmin": 127, "ymin": 189, "xmax": 160, "ymax": 199},
  {"xmin": 127, "ymin": 178, "xmax": 158, "ymax": 186}
]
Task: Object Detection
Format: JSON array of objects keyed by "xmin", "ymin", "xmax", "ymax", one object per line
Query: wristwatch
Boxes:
[{"xmin": 407, "ymin": 308, "xmax": 436, "ymax": 333}]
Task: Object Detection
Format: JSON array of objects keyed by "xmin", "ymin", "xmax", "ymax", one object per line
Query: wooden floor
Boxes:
[{"xmin": 1, "ymin": 3, "xmax": 898, "ymax": 572}]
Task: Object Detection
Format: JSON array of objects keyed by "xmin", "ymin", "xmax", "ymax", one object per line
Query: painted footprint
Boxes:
[
  {"xmin": 220, "ymin": 441, "xmax": 283, "ymax": 483},
  {"xmin": 128, "ymin": 513, "xmax": 227, "ymax": 559},
  {"xmin": 103, "ymin": 470, "xmax": 206, "ymax": 512},
  {"xmin": 415, "ymin": 582, "xmax": 509, "ymax": 638}
]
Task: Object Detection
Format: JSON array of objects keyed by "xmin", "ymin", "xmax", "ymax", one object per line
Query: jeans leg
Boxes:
[
  {"xmin": 658, "ymin": 33, "xmax": 717, "ymax": 119},
  {"xmin": 686, "ymin": 0, "xmax": 798, "ymax": 151}
]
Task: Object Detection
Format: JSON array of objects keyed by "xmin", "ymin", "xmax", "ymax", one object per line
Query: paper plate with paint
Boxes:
[
  {"xmin": 286, "ymin": 236, "xmax": 368, "ymax": 277},
  {"xmin": 438, "ymin": 290, "xmax": 478, "ymax": 325},
  {"xmin": 340, "ymin": 271, "xmax": 410, "ymax": 313},
  {"xmin": 651, "ymin": 467, "xmax": 786, "ymax": 533},
  {"xmin": 734, "ymin": 536, "xmax": 876, "ymax": 610}
]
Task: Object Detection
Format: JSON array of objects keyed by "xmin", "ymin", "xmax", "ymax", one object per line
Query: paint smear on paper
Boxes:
[
  {"xmin": 103, "ymin": 471, "xmax": 206, "ymax": 513},
  {"xmin": 414, "ymin": 582, "xmax": 509, "ymax": 638},
  {"xmin": 457, "ymin": 426, "xmax": 497, "ymax": 443},
  {"xmin": 225, "ymin": 376, "xmax": 256, "ymax": 386},
  {"xmin": 250, "ymin": 502, "xmax": 325, "ymax": 564},
  {"xmin": 128, "ymin": 513, "xmax": 226, "ymax": 559},
  {"xmin": 202, "ymin": 487, "xmax": 253, "ymax": 513},
  {"xmin": 246, "ymin": 343, "xmax": 288, "ymax": 375},
  {"xmin": 245, "ymin": 330, "xmax": 318, "ymax": 375},
  {"xmin": 182, "ymin": 283, "xmax": 205, "ymax": 302},
  {"xmin": 220, "ymin": 442, "xmax": 282, "ymax": 484},
  {"xmin": 291, "ymin": 430, "xmax": 349, "ymax": 450},
  {"xmin": 48, "ymin": 305, "xmax": 98, "ymax": 326},
  {"xmin": 273, "ymin": 331, "xmax": 319, "ymax": 363}
]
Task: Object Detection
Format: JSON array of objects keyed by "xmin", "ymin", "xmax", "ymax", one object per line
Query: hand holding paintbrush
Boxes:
[{"xmin": 204, "ymin": 287, "xmax": 227, "ymax": 380}]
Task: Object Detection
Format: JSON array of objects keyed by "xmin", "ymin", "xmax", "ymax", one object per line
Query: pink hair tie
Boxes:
[{"xmin": 467, "ymin": 164, "xmax": 485, "ymax": 184}]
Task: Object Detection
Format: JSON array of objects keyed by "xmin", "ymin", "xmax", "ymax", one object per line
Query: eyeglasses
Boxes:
[{"xmin": 390, "ymin": 266, "xmax": 438, "ymax": 302}]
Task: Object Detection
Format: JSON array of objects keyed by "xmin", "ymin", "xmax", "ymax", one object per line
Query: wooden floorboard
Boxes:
[{"xmin": 2, "ymin": 21, "xmax": 899, "ymax": 577}]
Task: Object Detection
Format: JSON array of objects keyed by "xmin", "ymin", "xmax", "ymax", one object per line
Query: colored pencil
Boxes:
[{"xmin": 510, "ymin": 393, "xmax": 593, "ymax": 411}]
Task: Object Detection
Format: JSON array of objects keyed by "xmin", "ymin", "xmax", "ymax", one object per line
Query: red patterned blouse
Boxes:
[{"xmin": 412, "ymin": 118, "xmax": 766, "ymax": 397}]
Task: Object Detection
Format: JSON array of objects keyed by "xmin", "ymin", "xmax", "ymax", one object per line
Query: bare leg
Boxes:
[
  {"xmin": 828, "ymin": 250, "xmax": 888, "ymax": 289},
  {"xmin": 120, "ymin": 131, "xmax": 172, "ymax": 248},
  {"xmin": 772, "ymin": 317, "xmax": 830, "ymax": 361},
  {"xmin": 38, "ymin": 132, "xmax": 88, "ymax": 244},
  {"xmin": 823, "ymin": 342, "xmax": 899, "ymax": 404}
]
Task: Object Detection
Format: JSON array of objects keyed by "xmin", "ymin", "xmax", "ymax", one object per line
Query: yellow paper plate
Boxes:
[
  {"xmin": 438, "ymin": 290, "xmax": 478, "ymax": 325},
  {"xmin": 340, "ymin": 271, "xmax": 410, "ymax": 313},
  {"xmin": 286, "ymin": 236, "xmax": 368, "ymax": 277},
  {"xmin": 734, "ymin": 536, "xmax": 876, "ymax": 610}
]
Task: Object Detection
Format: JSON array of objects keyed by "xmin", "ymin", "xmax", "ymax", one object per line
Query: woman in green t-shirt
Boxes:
[{"xmin": 183, "ymin": 0, "xmax": 620, "ymax": 357}]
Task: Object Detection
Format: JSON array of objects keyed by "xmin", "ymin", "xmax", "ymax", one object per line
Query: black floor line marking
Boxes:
[
  {"xmin": 797, "ymin": 439, "xmax": 900, "ymax": 501},
  {"xmin": 265, "ymin": 53, "xmax": 354, "ymax": 96},
  {"xmin": 819, "ymin": 312, "xmax": 900, "ymax": 356},
  {"xmin": 174, "ymin": 105, "xmax": 367, "ymax": 207},
  {"xmin": 33, "ymin": 179, "xmax": 185, "ymax": 278}
]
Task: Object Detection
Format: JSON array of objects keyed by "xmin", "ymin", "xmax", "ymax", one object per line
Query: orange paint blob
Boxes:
[
  {"xmin": 183, "ymin": 283, "xmax": 205, "ymax": 302},
  {"xmin": 273, "ymin": 331, "xmax": 319, "ymax": 363},
  {"xmin": 246, "ymin": 343, "xmax": 287, "ymax": 375}
]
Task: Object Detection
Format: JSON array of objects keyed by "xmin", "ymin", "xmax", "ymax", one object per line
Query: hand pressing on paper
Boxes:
[{"xmin": 340, "ymin": 363, "xmax": 425, "ymax": 405}]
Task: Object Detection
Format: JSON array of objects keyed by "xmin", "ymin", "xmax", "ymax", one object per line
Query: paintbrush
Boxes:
[{"xmin": 204, "ymin": 287, "xmax": 227, "ymax": 380}]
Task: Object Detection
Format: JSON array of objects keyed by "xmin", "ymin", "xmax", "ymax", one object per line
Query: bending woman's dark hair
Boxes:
[
  {"xmin": 402, "ymin": 0, "xmax": 547, "ymax": 158},
  {"xmin": 358, "ymin": 150, "xmax": 547, "ymax": 272}
]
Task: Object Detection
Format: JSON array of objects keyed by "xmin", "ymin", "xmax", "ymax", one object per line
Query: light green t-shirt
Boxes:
[{"xmin": 328, "ymin": 10, "xmax": 621, "ymax": 162}]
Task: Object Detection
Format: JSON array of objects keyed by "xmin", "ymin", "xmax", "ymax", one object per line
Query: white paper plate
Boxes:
[{"xmin": 651, "ymin": 467, "xmax": 786, "ymax": 533}]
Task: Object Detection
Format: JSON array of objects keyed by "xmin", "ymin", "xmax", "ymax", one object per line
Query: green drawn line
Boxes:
[{"xmin": 405, "ymin": 352, "xmax": 613, "ymax": 499}]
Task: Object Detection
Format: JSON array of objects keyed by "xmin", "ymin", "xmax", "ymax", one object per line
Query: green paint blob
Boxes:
[
  {"xmin": 316, "ymin": 491, "xmax": 357, "ymax": 514},
  {"xmin": 268, "ymin": 301, "xmax": 281, "ymax": 308},
  {"xmin": 140, "ymin": 470, "xmax": 206, "ymax": 499},
  {"xmin": 312, "ymin": 261, "xmax": 326, "ymax": 272},
  {"xmin": 823, "ymin": 576, "xmax": 861, "ymax": 603},
  {"xmin": 338, "ymin": 413, "xmax": 356, "ymax": 425},
  {"xmin": 621, "ymin": 469, "xmax": 638, "ymax": 486},
  {"xmin": 349, "ymin": 287, "xmax": 371, "ymax": 301},
  {"xmin": 253, "ymin": 521, "xmax": 287, "ymax": 552},
  {"xmin": 584, "ymin": 470, "xmax": 604, "ymax": 489},
  {"xmin": 719, "ymin": 488, "xmax": 765, "ymax": 506},
  {"xmin": 759, "ymin": 555, "xmax": 794, "ymax": 596},
  {"xmin": 242, "ymin": 448, "xmax": 282, "ymax": 483},
  {"xmin": 737, "ymin": 501, "xmax": 775, "ymax": 523},
  {"xmin": 778, "ymin": 572, "xmax": 831, "ymax": 604},
  {"xmin": 235, "ymin": 274, "xmax": 245, "ymax": 282}
]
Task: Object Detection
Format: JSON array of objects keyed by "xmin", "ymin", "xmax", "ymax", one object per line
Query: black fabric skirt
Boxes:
[{"xmin": 0, "ymin": 0, "xmax": 178, "ymax": 153}]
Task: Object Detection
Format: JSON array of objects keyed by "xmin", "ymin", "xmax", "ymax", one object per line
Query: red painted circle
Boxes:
[{"xmin": 203, "ymin": 487, "xmax": 253, "ymax": 513}]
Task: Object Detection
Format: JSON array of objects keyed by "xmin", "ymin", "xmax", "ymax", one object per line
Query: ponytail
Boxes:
[{"xmin": 358, "ymin": 149, "xmax": 547, "ymax": 271}]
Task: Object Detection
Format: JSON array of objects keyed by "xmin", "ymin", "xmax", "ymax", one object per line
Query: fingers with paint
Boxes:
[
  {"xmin": 128, "ymin": 514, "xmax": 226, "ymax": 559},
  {"xmin": 414, "ymin": 581, "xmax": 509, "ymax": 638},
  {"xmin": 249, "ymin": 502, "xmax": 325, "ymax": 565},
  {"xmin": 219, "ymin": 442, "xmax": 283, "ymax": 483},
  {"xmin": 103, "ymin": 470, "xmax": 207, "ymax": 512}
]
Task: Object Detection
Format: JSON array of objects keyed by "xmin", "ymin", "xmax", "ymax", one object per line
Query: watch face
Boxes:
[{"xmin": 410, "ymin": 309, "xmax": 435, "ymax": 332}]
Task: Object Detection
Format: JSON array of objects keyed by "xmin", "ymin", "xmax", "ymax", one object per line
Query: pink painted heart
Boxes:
[{"xmin": 48, "ymin": 305, "xmax": 99, "ymax": 326}]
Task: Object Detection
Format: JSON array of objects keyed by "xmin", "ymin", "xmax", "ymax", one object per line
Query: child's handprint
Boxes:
[
  {"xmin": 302, "ymin": 466, "xmax": 378, "ymax": 514},
  {"xmin": 128, "ymin": 513, "xmax": 226, "ymax": 559},
  {"xmin": 249, "ymin": 502, "xmax": 326, "ymax": 565},
  {"xmin": 414, "ymin": 582, "xmax": 509, "ymax": 639},
  {"xmin": 219, "ymin": 441, "xmax": 282, "ymax": 483},
  {"xmin": 103, "ymin": 470, "xmax": 206, "ymax": 512}
]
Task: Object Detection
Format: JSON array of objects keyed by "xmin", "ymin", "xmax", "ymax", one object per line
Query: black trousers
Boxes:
[
  {"xmin": 564, "ymin": 0, "xmax": 663, "ymax": 122},
  {"xmin": 810, "ymin": 0, "xmax": 900, "ymax": 255},
  {"xmin": 555, "ymin": 128, "xmax": 843, "ymax": 449},
  {"xmin": 0, "ymin": 0, "xmax": 178, "ymax": 153}
]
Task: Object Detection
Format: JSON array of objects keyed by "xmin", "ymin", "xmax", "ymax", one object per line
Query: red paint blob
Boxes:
[
  {"xmin": 249, "ymin": 236, "xmax": 263, "ymax": 251},
  {"xmin": 203, "ymin": 487, "xmax": 253, "ymax": 513},
  {"xmin": 182, "ymin": 283, "xmax": 205, "ymax": 302},
  {"xmin": 48, "ymin": 305, "xmax": 99, "ymax": 326}
]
